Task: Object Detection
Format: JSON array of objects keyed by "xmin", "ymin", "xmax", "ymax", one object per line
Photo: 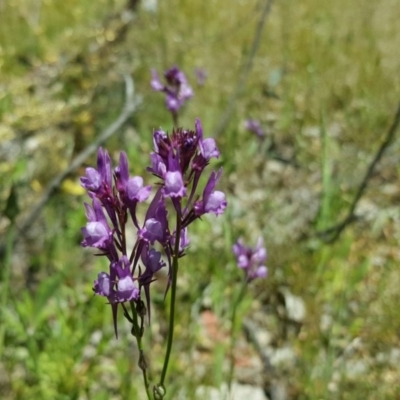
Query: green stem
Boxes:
[
  {"xmin": 0, "ymin": 222, "xmax": 16, "ymax": 357},
  {"xmin": 130, "ymin": 302, "xmax": 153, "ymax": 400},
  {"xmin": 157, "ymin": 214, "xmax": 181, "ymax": 397},
  {"xmin": 227, "ymin": 278, "xmax": 248, "ymax": 392},
  {"xmin": 172, "ymin": 112, "xmax": 179, "ymax": 127}
]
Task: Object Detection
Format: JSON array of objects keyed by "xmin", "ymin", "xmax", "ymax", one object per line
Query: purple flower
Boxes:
[
  {"xmin": 93, "ymin": 256, "xmax": 140, "ymax": 337},
  {"xmin": 128, "ymin": 177, "xmax": 151, "ymax": 203},
  {"xmin": 93, "ymin": 257, "xmax": 139, "ymax": 304},
  {"xmin": 189, "ymin": 119, "xmax": 220, "ymax": 202},
  {"xmin": 113, "ymin": 256, "xmax": 140, "ymax": 302},
  {"xmin": 81, "ymin": 148, "xmax": 121, "ymax": 229},
  {"xmin": 170, "ymin": 227, "xmax": 190, "ymax": 255},
  {"xmin": 164, "ymin": 170, "xmax": 186, "ymax": 198},
  {"xmin": 141, "ymin": 247, "xmax": 166, "ymax": 280},
  {"xmin": 232, "ymin": 237, "xmax": 268, "ymax": 281},
  {"xmin": 93, "ymin": 272, "xmax": 112, "ymax": 297},
  {"xmin": 151, "ymin": 70, "xmax": 164, "ymax": 91},
  {"xmin": 115, "ymin": 152, "xmax": 152, "ymax": 207},
  {"xmin": 114, "ymin": 151, "xmax": 130, "ymax": 193},
  {"xmin": 139, "ymin": 218, "xmax": 164, "ymax": 244},
  {"xmin": 194, "ymin": 169, "xmax": 227, "ymax": 216},
  {"xmin": 196, "ymin": 118, "xmax": 220, "ymax": 161},
  {"xmin": 139, "ymin": 246, "xmax": 166, "ymax": 320},
  {"xmin": 80, "ymin": 167, "xmax": 102, "ymax": 192},
  {"xmin": 81, "ymin": 147, "xmax": 113, "ymax": 194},
  {"xmin": 163, "ymin": 152, "xmax": 186, "ymax": 198},
  {"xmin": 139, "ymin": 198, "xmax": 169, "ymax": 245},
  {"xmin": 81, "ymin": 198, "xmax": 117, "ymax": 259},
  {"xmin": 151, "ymin": 66, "xmax": 193, "ymax": 113},
  {"xmin": 244, "ymin": 119, "xmax": 265, "ymax": 139},
  {"xmin": 81, "ymin": 221, "xmax": 110, "ymax": 248},
  {"xmin": 152, "ymin": 129, "xmax": 168, "ymax": 156},
  {"xmin": 147, "ymin": 152, "xmax": 167, "ymax": 179},
  {"xmin": 194, "ymin": 67, "xmax": 207, "ymax": 86}
]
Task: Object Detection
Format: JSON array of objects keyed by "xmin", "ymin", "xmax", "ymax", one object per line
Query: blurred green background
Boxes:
[{"xmin": 1, "ymin": 0, "xmax": 400, "ymax": 398}]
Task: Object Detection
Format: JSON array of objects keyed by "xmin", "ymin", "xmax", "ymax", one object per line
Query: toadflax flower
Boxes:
[
  {"xmin": 232, "ymin": 237, "xmax": 268, "ymax": 281},
  {"xmin": 151, "ymin": 66, "xmax": 193, "ymax": 114},
  {"xmin": 194, "ymin": 169, "xmax": 227, "ymax": 217}
]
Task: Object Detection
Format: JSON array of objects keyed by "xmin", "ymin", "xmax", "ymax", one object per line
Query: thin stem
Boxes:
[
  {"xmin": 157, "ymin": 214, "xmax": 182, "ymax": 397},
  {"xmin": 0, "ymin": 222, "xmax": 16, "ymax": 357},
  {"xmin": 227, "ymin": 278, "xmax": 248, "ymax": 394},
  {"xmin": 130, "ymin": 301, "xmax": 153, "ymax": 400},
  {"xmin": 172, "ymin": 112, "xmax": 179, "ymax": 127}
]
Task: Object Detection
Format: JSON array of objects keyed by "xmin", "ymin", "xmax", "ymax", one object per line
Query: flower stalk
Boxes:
[{"xmin": 158, "ymin": 213, "xmax": 181, "ymax": 394}]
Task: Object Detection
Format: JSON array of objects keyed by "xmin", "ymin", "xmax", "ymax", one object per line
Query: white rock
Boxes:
[{"xmin": 280, "ymin": 287, "xmax": 306, "ymax": 322}]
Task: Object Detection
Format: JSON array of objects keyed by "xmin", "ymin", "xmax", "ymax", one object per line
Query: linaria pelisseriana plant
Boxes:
[
  {"xmin": 80, "ymin": 65, "xmax": 227, "ymax": 399},
  {"xmin": 227, "ymin": 237, "xmax": 268, "ymax": 391}
]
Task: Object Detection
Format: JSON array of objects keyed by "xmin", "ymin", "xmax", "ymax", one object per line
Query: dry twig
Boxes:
[{"xmin": 318, "ymin": 101, "xmax": 400, "ymax": 242}]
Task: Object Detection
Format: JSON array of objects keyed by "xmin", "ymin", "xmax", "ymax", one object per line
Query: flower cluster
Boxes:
[
  {"xmin": 80, "ymin": 119, "xmax": 227, "ymax": 335},
  {"xmin": 232, "ymin": 237, "xmax": 268, "ymax": 281},
  {"xmin": 151, "ymin": 66, "xmax": 193, "ymax": 115}
]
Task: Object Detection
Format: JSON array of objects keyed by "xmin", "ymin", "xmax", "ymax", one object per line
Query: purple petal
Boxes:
[
  {"xmin": 93, "ymin": 272, "xmax": 112, "ymax": 296},
  {"xmin": 116, "ymin": 275, "xmax": 139, "ymax": 302},
  {"xmin": 164, "ymin": 170, "xmax": 186, "ymax": 198},
  {"xmin": 81, "ymin": 221, "xmax": 109, "ymax": 247},
  {"xmin": 148, "ymin": 153, "xmax": 167, "ymax": 178},
  {"xmin": 139, "ymin": 218, "xmax": 163, "ymax": 244},
  {"xmin": 81, "ymin": 167, "xmax": 102, "ymax": 191},
  {"xmin": 204, "ymin": 191, "xmax": 227, "ymax": 215},
  {"xmin": 115, "ymin": 152, "xmax": 130, "ymax": 192},
  {"xmin": 244, "ymin": 119, "xmax": 265, "ymax": 138},
  {"xmin": 153, "ymin": 129, "xmax": 167, "ymax": 153},
  {"xmin": 238, "ymin": 254, "xmax": 249, "ymax": 269},
  {"xmin": 166, "ymin": 94, "xmax": 180, "ymax": 112},
  {"xmin": 200, "ymin": 138, "xmax": 220, "ymax": 160},
  {"xmin": 179, "ymin": 83, "xmax": 193, "ymax": 100},
  {"xmin": 84, "ymin": 202, "xmax": 96, "ymax": 222},
  {"xmin": 256, "ymin": 266, "xmax": 268, "ymax": 279},
  {"xmin": 195, "ymin": 118, "xmax": 203, "ymax": 141},
  {"xmin": 97, "ymin": 148, "xmax": 112, "ymax": 189},
  {"xmin": 151, "ymin": 69, "xmax": 164, "ymax": 91},
  {"xmin": 127, "ymin": 177, "xmax": 152, "ymax": 202},
  {"xmin": 146, "ymin": 249, "xmax": 165, "ymax": 274}
]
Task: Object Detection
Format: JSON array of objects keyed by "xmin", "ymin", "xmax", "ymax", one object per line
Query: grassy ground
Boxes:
[{"xmin": 1, "ymin": 0, "xmax": 400, "ymax": 399}]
